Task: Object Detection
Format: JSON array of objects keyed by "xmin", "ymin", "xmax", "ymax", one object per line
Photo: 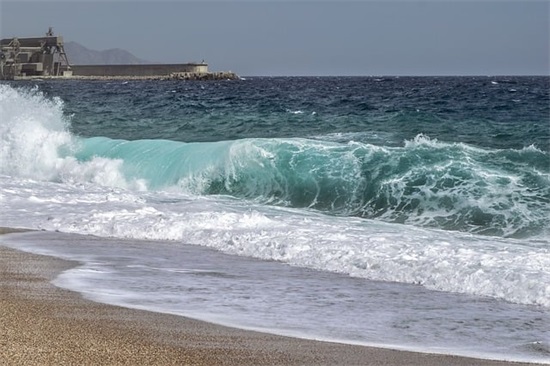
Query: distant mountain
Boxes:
[{"xmin": 64, "ymin": 41, "xmax": 149, "ymax": 65}]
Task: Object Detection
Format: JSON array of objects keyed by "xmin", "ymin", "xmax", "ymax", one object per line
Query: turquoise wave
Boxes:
[
  {"xmin": 74, "ymin": 135, "xmax": 550, "ymax": 238},
  {"xmin": 3, "ymin": 83, "xmax": 548, "ymax": 239}
]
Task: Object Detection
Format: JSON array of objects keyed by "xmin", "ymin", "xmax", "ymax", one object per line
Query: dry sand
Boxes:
[{"xmin": 0, "ymin": 229, "xmax": 540, "ymax": 365}]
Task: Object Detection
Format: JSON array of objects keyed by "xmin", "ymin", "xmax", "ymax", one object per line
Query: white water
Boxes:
[
  {"xmin": 1, "ymin": 174, "xmax": 550, "ymax": 363},
  {"xmin": 2, "ymin": 175, "xmax": 549, "ymax": 308},
  {"xmin": 0, "ymin": 176, "xmax": 550, "ymax": 308},
  {"xmin": 1, "ymin": 83, "xmax": 549, "ymax": 363},
  {"xmin": 2, "ymin": 227, "xmax": 549, "ymax": 364}
]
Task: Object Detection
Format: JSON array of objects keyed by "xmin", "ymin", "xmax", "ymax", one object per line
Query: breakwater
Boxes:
[
  {"xmin": 12, "ymin": 71, "xmax": 239, "ymax": 81},
  {"xmin": 70, "ymin": 63, "xmax": 207, "ymax": 77},
  {"xmin": 63, "ymin": 64, "xmax": 239, "ymax": 80}
]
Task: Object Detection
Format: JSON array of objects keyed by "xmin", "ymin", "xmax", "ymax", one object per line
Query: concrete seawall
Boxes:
[
  {"xmin": 11, "ymin": 63, "xmax": 239, "ymax": 81},
  {"xmin": 65, "ymin": 63, "xmax": 240, "ymax": 80},
  {"xmin": 70, "ymin": 63, "xmax": 208, "ymax": 77}
]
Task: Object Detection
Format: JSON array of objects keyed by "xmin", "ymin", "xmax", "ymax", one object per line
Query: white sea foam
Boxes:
[
  {"xmin": 286, "ymin": 109, "xmax": 304, "ymax": 114},
  {"xmin": 0, "ymin": 85, "xmax": 73, "ymax": 179},
  {"xmin": 1, "ymin": 85, "xmax": 548, "ymax": 308},
  {"xmin": 312, "ymin": 131, "xmax": 398, "ymax": 145},
  {"xmin": 1, "ymin": 174, "xmax": 548, "ymax": 308},
  {"xmin": 0, "ymin": 85, "xmax": 147, "ymax": 190},
  {"xmin": 3, "ymin": 229, "xmax": 549, "ymax": 364}
]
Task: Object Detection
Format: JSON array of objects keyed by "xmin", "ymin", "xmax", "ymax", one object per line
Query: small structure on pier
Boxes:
[{"xmin": 0, "ymin": 27, "xmax": 72, "ymax": 79}]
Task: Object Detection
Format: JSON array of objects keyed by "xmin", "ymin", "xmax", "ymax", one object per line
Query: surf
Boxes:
[
  {"xmin": 73, "ymin": 135, "xmax": 549, "ymax": 237},
  {"xmin": 1, "ymin": 84, "xmax": 549, "ymax": 239},
  {"xmin": 1, "ymin": 81, "xmax": 549, "ymax": 310}
]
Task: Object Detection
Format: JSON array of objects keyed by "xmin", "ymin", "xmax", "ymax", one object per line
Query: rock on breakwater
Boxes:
[{"xmin": 13, "ymin": 71, "xmax": 240, "ymax": 81}]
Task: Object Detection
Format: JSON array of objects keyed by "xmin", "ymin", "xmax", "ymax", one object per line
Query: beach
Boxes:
[{"xmin": 0, "ymin": 229, "xmax": 541, "ymax": 366}]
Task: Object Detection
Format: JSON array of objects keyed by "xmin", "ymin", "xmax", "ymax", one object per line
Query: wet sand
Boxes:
[{"xmin": 0, "ymin": 229, "xmax": 540, "ymax": 365}]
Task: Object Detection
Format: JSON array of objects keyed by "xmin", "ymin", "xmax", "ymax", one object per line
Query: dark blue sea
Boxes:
[{"xmin": 1, "ymin": 76, "xmax": 549, "ymax": 363}]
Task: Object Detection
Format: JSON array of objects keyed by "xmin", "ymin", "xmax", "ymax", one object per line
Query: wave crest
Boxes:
[
  {"xmin": 69, "ymin": 135, "xmax": 550, "ymax": 239},
  {"xmin": 1, "ymin": 84, "xmax": 548, "ymax": 238}
]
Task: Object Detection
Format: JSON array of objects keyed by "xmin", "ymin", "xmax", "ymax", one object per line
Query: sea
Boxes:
[{"xmin": 1, "ymin": 76, "xmax": 549, "ymax": 363}]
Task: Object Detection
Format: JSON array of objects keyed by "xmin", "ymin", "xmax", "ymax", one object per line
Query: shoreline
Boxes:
[{"xmin": 0, "ymin": 228, "xmax": 541, "ymax": 365}]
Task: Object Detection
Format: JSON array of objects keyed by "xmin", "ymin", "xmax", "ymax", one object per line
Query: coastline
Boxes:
[{"xmin": 0, "ymin": 228, "xmax": 541, "ymax": 365}]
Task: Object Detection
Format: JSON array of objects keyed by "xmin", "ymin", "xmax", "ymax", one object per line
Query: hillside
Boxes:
[{"xmin": 64, "ymin": 41, "xmax": 149, "ymax": 65}]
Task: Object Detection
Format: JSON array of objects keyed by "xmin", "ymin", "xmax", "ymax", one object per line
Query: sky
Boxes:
[{"xmin": 1, "ymin": 0, "xmax": 548, "ymax": 76}]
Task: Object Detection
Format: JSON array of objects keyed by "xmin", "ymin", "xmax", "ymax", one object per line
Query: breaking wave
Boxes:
[{"xmin": 2, "ymin": 84, "xmax": 549, "ymax": 238}]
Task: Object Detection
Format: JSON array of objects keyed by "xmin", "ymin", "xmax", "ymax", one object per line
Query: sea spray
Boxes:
[
  {"xmin": 0, "ymin": 85, "xmax": 143, "ymax": 189},
  {"xmin": 0, "ymin": 85, "xmax": 72, "ymax": 179}
]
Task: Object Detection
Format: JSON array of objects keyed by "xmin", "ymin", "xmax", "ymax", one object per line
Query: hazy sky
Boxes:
[{"xmin": 1, "ymin": 0, "xmax": 548, "ymax": 76}]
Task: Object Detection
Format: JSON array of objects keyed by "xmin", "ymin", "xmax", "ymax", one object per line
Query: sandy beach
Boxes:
[{"xmin": 0, "ymin": 229, "xmax": 541, "ymax": 366}]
